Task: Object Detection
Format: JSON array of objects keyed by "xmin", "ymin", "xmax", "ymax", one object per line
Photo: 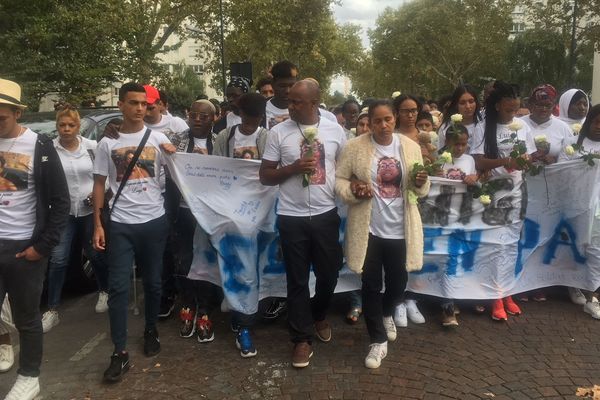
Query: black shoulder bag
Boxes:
[{"xmin": 100, "ymin": 128, "xmax": 151, "ymax": 239}]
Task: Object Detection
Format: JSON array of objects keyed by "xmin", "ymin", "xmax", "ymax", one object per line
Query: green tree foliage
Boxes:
[
  {"xmin": 0, "ymin": 1, "xmax": 125, "ymax": 109},
  {"xmin": 352, "ymin": 0, "xmax": 515, "ymax": 100},
  {"xmin": 194, "ymin": 0, "xmax": 364, "ymax": 95},
  {"xmin": 161, "ymin": 65, "xmax": 206, "ymax": 116},
  {"xmin": 521, "ymin": 0, "xmax": 597, "ymax": 91}
]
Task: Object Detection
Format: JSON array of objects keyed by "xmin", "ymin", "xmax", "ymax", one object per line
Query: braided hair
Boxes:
[{"xmin": 483, "ymin": 81, "xmax": 520, "ymax": 159}]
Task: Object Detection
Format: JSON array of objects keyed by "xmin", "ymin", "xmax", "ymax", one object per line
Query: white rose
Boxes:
[
  {"xmin": 565, "ymin": 145, "xmax": 575, "ymax": 156},
  {"xmin": 432, "ymin": 115, "xmax": 439, "ymax": 125},
  {"xmin": 429, "ymin": 131, "xmax": 439, "ymax": 145},
  {"xmin": 479, "ymin": 195, "xmax": 491, "ymax": 206},
  {"xmin": 508, "ymin": 120, "xmax": 523, "ymax": 131},
  {"xmin": 534, "ymin": 135, "xmax": 547, "ymax": 143},
  {"xmin": 303, "ymin": 127, "xmax": 318, "ymax": 142},
  {"xmin": 350, "ymin": 128, "xmax": 356, "ymax": 134},
  {"xmin": 450, "ymin": 114, "xmax": 463, "ymax": 123},
  {"xmin": 440, "ymin": 151, "xmax": 453, "ymax": 164},
  {"xmin": 572, "ymin": 123, "xmax": 582, "ymax": 135},
  {"xmin": 391, "ymin": 91, "xmax": 402, "ymax": 99}
]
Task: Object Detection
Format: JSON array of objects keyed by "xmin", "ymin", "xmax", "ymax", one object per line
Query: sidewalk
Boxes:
[{"xmin": 0, "ymin": 289, "xmax": 598, "ymax": 399}]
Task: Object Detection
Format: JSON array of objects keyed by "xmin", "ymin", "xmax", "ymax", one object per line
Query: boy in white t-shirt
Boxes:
[
  {"xmin": 260, "ymin": 80, "xmax": 346, "ymax": 368},
  {"xmin": 92, "ymin": 83, "xmax": 176, "ymax": 383}
]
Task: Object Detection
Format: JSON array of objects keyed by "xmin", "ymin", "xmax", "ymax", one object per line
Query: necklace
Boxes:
[{"xmin": 0, "ymin": 126, "xmax": 25, "ymax": 155}]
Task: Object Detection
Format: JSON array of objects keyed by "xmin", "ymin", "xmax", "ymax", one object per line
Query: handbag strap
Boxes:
[{"xmin": 112, "ymin": 128, "xmax": 152, "ymax": 209}]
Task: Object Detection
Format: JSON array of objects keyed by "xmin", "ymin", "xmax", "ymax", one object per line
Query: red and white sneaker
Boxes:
[
  {"xmin": 503, "ymin": 296, "xmax": 522, "ymax": 315},
  {"xmin": 491, "ymin": 299, "xmax": 507, "ymax": 321},
  {"xmin": 179, "ymin": 307, "xmax": 196, "ymax": 338}
]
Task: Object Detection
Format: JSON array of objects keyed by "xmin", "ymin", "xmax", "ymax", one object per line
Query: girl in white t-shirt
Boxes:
[
  {"xmin": 471, "ymin": 81, "xmax": 536, "ymax": 322},
  {"xmin": 437, "ymin": 124, "xmax": 480, "ymax": 327}
]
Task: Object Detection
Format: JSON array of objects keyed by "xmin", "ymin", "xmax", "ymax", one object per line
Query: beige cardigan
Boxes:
[{"xmin": 335, "ymin": 133, "xmax": 430, "ymax": 273}]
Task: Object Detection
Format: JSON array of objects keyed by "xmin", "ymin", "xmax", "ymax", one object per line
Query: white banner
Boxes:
[
  {"xmin": 166, "ymin": 155, "xmax": 360, "ymax": 316},
  {"xmin": 407, "ymin": 160, "xmax": 600, "ymax": 299},
  {"xmin": 168, "ymin": 155, "xmax": 600, "ymax": 306}
]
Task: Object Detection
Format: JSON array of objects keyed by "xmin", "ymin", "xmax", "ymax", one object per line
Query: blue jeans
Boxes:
[
  {"xmin": 47, "ymin": 215, "xmax": 109, "ymax": 309},
  {"xmin": 107, "ymin": 215, "xmax": 168, "ymax": 353}
]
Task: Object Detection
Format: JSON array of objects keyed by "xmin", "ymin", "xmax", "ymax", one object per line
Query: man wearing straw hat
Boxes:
[{"xmin": 0, "ymin": 78, "xmax": 70, "ymax": 400}]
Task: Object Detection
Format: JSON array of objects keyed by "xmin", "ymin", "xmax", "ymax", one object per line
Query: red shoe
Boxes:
[
  {"xmin": 491, "ymin": 299, "xmax": 507, "ymax": 321},
  {"xmin": 503, "ymin": 296, "xmax": 522, "ymax": 315}
]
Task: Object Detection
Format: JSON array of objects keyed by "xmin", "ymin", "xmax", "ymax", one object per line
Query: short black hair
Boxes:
[
  {"xmin": 238, "ymin": 93, "xmax": 267, "ymax": 118},
  {"xmin": 118, "ymin": 82, "xmax": 145, "ymax": 102},
  {"xmin": 159, "ymin": 90, "xmax": 169, "ymax": 105},
  {"xmin": 342, "ymin": 99, "xmax": 360, "ymax": 113},
  {"xmin": 271, "ymin": 60, "xmax": 298, "ymax": 81},
  {"xmin": 256, "ymin": 77, "xmax": 272, "ymax": 91},
  {"xmin": 332, "ymin": 105, "xmax": 343, "ymax": 115},
  {"xmin": 209, "ymin": 98, "xmax": 220, "ymax": 114},
  {"xmin": 196, "ymin": 94, "xmax": 209, "ymax": 100},
  {"xmin": 416, "ymin": 111, "xmax": 433, "ymax": 124}
]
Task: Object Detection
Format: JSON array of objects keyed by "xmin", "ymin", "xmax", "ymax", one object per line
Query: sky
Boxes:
[{"xmin": 329, "ymin": 0, "xmax": 405, "ymax": 96}]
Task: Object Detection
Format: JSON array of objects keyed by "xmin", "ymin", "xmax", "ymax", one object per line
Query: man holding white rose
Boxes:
[{"xmin": 259, "ymin": 80, "xmax": 346, "ymax": 368}]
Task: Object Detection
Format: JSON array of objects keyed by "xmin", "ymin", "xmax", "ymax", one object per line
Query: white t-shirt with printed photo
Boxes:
[
  {"xmin": 263, "ymin": 117, "xmax": 346, "ymax": 217},
  {"xmin": 265, "ymin": 100, "xmax": 289, "ymax": 130},
  {"xmin": 470, "ymin": 119, "xmax": 536, "ymax": 177},
  {"xmin": 193, "ymin": 137, "xmax": 208, "ymax": 155},
  {"xmin": 369, "ymin": 134, "xmax": 405, "ymax": 239},
  {"xmin": 93, "ymin": 127, "xmax": 170, "ymax": 224},
  {"xmin": 520, "ymin": 115, "xmax": 575, "ymax": 158},
  {"xmin": 442, "ymin": 153, "xmax": 477, "ymax": 181},
  {"xmin": 0, "ymin": 128, "xmax": 37, "ymax": 239},
  {"xmin": 233, "ymin": 126, "xmax": 260, "ymax": 160}
]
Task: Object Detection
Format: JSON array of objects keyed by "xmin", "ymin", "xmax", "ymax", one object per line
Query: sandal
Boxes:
[{"xmin": 346, "ymin": 307, "xmax": 362, "ymax": 324}]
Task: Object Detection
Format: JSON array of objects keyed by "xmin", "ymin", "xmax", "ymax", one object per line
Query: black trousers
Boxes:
[
  {"xmin": 172, "ymin": 207, "xmax": 223, "ymax": 316},
  {"xmin": 0, "ymin": 239, "xmax": 46, "ymax": 377},
  {"xmin": 362, "ymin": 234, "xmax": 407, "ymax": 344},
  {"xmin": 277, "ymin": 208, "xmax": 343, "ymax": 344}
]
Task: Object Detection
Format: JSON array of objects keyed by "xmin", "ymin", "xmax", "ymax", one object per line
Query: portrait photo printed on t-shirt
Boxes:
[
  {"xmin": 300, "ymin": 139, "xmax": 326, "ymax": 185},
  {"xmin": 0, "ymin": 151, "xmax": 29, "ymax": 192},
  {"xmin": 376, "ymin": 156, "xmax": 402, "ymax": 199},
  {"xmin": 111, "ymin": 146, "xmax": 156, "ymax": 182}
]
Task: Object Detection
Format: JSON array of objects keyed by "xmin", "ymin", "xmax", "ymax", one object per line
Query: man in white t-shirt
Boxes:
[
  {"xmin": 265, "ymin": 60, "xmax": 298, "ymax": 130},
  {"xmin": 143, "ymin": 85, "xmax": 188, "ymax": 136},
  {"xmin": 0, "ymin": 79, "xmax": 70, "ymax": 400},
  {"xmin": 260, "ymin": 80, "xmax": 346, "ymax": 368},
  {"xmin": 92, "ymin": 82, "xmax": 176, "ymax": 383}
]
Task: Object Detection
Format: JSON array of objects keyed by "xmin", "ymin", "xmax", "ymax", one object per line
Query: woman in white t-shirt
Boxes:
[
  {"xmin": 42, "ymin": 107, "xmax": 109, "ymax": 333},
  {"xmin": 336, "ymin": 99, "xmax": 429, "ymax": 369},
  {"xmin": 437, "ymin": 85, "xmax": 484, "ymax": 151},
  {"xmin": 521, "ymin": 84, "xmax": 575, "ymax": 165},
  {"xmin": 471, "ymin": 81, "xmax": 536, "ymax": 322}
]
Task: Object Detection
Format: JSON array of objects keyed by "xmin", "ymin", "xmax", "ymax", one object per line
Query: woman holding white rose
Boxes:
[
  {"xmin": 520, "ymin": 84, "xmax": 575, "ymax": 165},
  {"xmin": 335, "ymin": 100, "xmax": 430, "ymax": 369},
  {"xmin": 471, "ymin": 81, "xmax": 536, "ymax": 321},
  {"xmin": 437, "ymin": 85, "xmax": 484, "ymax": 151}
]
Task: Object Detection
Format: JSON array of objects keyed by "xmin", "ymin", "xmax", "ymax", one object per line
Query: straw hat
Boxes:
[{"xmin": 0, "ymin": 79, "xmax": 27, "ymax": 109}]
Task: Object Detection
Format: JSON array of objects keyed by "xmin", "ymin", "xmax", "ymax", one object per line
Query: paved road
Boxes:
[{"xmin": 0, "ymin": 288, "xmax": 598, "ymax": 399}]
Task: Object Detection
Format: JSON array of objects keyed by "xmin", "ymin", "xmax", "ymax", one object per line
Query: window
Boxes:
[
  {"xmin": 511, "ymin": 22, "xmax": 526, "ymax": 33},
  {"xmin": 192, "ymin": 64, "xmax": 204, "ymax": 75}
]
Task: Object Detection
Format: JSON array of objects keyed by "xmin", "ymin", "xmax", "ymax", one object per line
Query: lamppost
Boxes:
[{"xmin": 569, "ymin": 0, "xmax": 578, "ymax": 86}]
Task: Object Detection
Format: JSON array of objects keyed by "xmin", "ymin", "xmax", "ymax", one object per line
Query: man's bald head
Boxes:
[
  {"xmin": 291, "ymin": 80, "xmax": 321, "ymax": 103},
  {"xmin": 288, "ymin": 80, "xmax": 321, "ymax": 125}
]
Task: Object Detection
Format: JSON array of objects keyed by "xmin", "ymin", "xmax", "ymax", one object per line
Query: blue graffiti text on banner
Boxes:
[
  {"xmin": 543, "ymin": 219, "xmax": 586, "ymax": 265},
  {"xmin": 218, "ymin": 234, "xmax": 253, "ymax": 294},
  {"xmin": 447, "ymin": 229, "xmax": 482, "ymax": 276},
  {"xmin": 257, "ymin": 231, "xmax": 285, "ymax": 275},
  {"xmin": 515, "ymin": 218, "xmax": 540, "ymax": 276}
]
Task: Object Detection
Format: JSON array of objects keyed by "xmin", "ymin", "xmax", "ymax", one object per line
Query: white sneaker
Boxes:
[
  {"xmin": 394, "ymin": 303, "xmax": 407, "ymax": 328},
  {"xmin": 405, "ymin": 299, "xmax": 426, "ymax": 324},
  {"xmin": 95, "ymin": 291, "xmax": 109, "ymax": 313},
  {"xmin": 365, "ymin": 342, "xmax": 388, "ymax": 369},
  {"xmin": 584, "ymin": 298, "xmax": 600, "ymax": 319},
  {"xmin": 4, "ymin": 374, "xmax": 40, "ymax": 400},
  {"xmin": 41, "ymin": 310, "xmax": 59, "ymax": 333},
  {"xmin": 0, "ymin": 344, "xmax": 14, "ymax": 372},
  {"xmin": 383, "ymin": 316, "xmax": 397, "ymax": 342},
  {"xmin": 568, "ymin": 287, "xmax": 587, "ymax": 305}
]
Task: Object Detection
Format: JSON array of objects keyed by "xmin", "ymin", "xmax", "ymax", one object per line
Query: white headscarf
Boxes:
[{"xmin": 558, "ymin": 88, "xmax": 588, "ymax": 125}]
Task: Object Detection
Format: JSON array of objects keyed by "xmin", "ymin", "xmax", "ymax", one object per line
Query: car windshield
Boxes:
[
  {"xmin": 79, "ymin": 117, "xmax": 95, "ymax": 140},
  {"xmin": 25, "ymin": 120, "xmax": 58, "ymax": 138}
]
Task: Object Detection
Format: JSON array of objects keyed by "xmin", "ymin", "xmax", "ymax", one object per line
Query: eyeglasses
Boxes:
[
  {"xmin": 397, "ymin": 108, "xmax": 419, "ymax": 116},
  {"xmin": 146, "ymin": 106, "xmax": 157, "ymax": 111},
  {"xmin": 189, "ymin": 112, "xmax": 211, "ymax": 120},
  {"xmin": 532, "ymin": 103, "xmax": 553, "ymax": 110}
]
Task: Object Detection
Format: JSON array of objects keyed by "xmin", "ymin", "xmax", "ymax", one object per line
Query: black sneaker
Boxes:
[
  {"xmin": 196, "ymin": 315, "xmax": 215, "ymax": 343},
  {"xmin": 262, "ymin": 298, "xmax": 287, "ymax": 321},
  {"xmin": 179, "ymin": 308, "xmax": 196, "ymax": 338},
  {"xmin": 144, "ymin": 328, "xmax": 161, "ymax": 356},
  {"xmin": 158, "ymin": 296, "xmax": 175, "ymax": 319},
  {"xmin": 103, "ymin": 352, "xmax": 130, "ymax": 383}
]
